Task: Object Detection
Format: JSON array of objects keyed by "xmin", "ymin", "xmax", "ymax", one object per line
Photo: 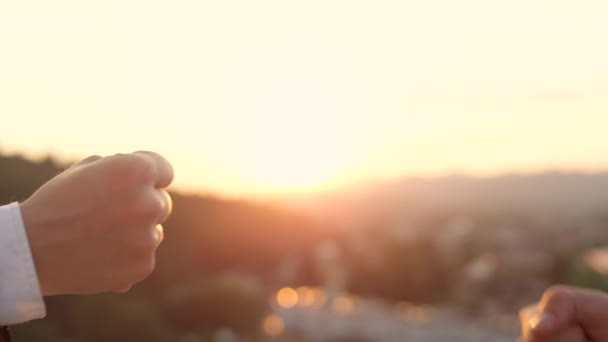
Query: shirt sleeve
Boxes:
[{"xmin": 0, "ymin": 203, "xmax": 46, "ymax": 325}]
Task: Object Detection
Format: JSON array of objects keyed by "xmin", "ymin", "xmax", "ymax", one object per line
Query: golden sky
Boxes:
[{"xmin": 1, "ymin": 0, "xmax": 608, "ymax": 196}]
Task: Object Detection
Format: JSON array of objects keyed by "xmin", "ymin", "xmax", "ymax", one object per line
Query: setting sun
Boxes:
[{"xmin": 237, "ymin": 81, "xmax": 352, "ymax": 192}]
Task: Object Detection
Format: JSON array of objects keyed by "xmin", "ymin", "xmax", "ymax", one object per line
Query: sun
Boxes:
[{"xmin": 238, "ymin": 82, "xmax": 350, "ymax": 193}]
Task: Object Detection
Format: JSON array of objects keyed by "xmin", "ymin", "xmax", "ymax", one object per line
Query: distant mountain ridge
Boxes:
[{"xmin": 283, "ymin": 172, "xmax": 608, "ymax": 229}]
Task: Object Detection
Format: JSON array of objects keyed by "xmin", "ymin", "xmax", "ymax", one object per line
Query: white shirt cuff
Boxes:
[{"xmin": 0, "ymin": 203, "xmax": 46, "ymax": 325}]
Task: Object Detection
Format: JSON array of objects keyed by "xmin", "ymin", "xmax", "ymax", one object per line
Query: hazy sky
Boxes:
[{"xmin": 1, "ymin": 0, "xmax": 608, "ymax": 195}]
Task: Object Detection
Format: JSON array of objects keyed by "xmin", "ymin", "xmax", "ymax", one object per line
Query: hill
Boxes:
[{"xmin": 283, "ymin": 172, "xmax": 608, "ymax": 229}]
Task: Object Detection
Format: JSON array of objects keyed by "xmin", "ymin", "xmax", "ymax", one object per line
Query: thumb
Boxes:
[{"xmin": 529, "ymin": 286, "xmax": 576, "ymax": 336}]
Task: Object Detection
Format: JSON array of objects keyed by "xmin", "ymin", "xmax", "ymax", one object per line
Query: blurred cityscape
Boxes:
[{"xmin": 3, "ymin": 153, "xmax": 608, "ymax": 341}]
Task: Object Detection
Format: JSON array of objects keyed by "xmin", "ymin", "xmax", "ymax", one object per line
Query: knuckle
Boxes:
[
  {"xmin": 131, "ymin": 235, "xmax": 157, "ymax": 253},
  {"xmin": 134, "ymin": 151, "xmax": 174, "ymax": 187},
  {"xmin": 134, "ymin": 151, "xmax": 166, "ymax": 168},
  {"xmin": 83, "ymin": 155, "xmax": 102, "ymax": 163},
  {"xmin": 159, "ymin": 191, "xmax": 172, "ymax": 222},
  {"xmin": 71, "ymin": 155, "xmax": 103, "ymax": 169},
  {"xmin": 137, "ymin": 227, "xmax": 162, "ymax": 251},
  {"xmin": 110, "ymin": 153, "xmax": 155, "ymax": 184},
  {"xmin": 134, "ymin": 150, "xmax": 162, "ymax": 161},
  {"xmin": 541, "ymin": 285, "xmax": 576, "ymax": 312},
  {"xmin": 163, "ymin": 160, "xmax": 175, "ymax": 185},
  {"xmin": 544, "ymin": 285, "xmax": 571, "ymax": 302},
  {"xmin": 137, "ymin": 192, "xmax": 165, "ymax": 221},
  {"xmin": 154, "ymin": 225, "xmax": 164, "ymax": 246}
]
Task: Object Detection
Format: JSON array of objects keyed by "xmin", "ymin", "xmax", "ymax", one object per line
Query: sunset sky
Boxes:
[{"xmin": 1, "ymin": 0, "xmax": 608, "ymax": 196}]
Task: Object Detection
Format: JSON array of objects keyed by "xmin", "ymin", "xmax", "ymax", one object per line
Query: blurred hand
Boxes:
[
  {"xmin": 20, "ymin": 151, "xmax": 173, "ymax": 296},
  {"xmin": 519, "ymin": 303, "xmax": 586, "ymax": 342},
  {"xmin": 518, "ymin": 285, "xmax": 608, "ymax": 342}
]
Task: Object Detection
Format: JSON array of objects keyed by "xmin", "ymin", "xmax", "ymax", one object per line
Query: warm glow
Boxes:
[
  {"xmin": 262, "ymin": 314, "xmax": 285, "ymax": 337},
  {"xmin": 3, "ymin": 1, "xmax": 608, "ymax": 196},
  {"xmin": 394, "ymin": 301, "xmax": 412, "ymax": 317},
  {"xmin": 238, "ymin": 82, "xmax": 352, "ymax": 193},
  {"xmin": 296, "ymin": 287, "xmax": 327, "ymax": 309},
  {"xmin": 584, "ymin": 249, "xmax": 608, "ymax": 274},
  {"xmin": 331, "ymin": 294, "xmax": 356, "ymax": 315},
  {"xmin": 276, "ymin": 287, "xmax": 299, "ymax": 309},
  {"xmin": 296, "ymin": 286, "xmax": 317, "ymax": 307},
  {"xmin": 401, "ymin": 305, "xmax": 434, "ymax": 324},
  {"xmin": 310, "ymin": 289, "xmax": 327, "ymax": 309}
]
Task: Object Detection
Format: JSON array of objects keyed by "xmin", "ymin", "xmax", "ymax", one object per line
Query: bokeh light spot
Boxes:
[
  {"xmin": 262, "ymin": 314, "xmax": 285, "ymax": 337},
  {"xmin": 276, "ymin": 287, "xmax": 299, "ymax": 309}
]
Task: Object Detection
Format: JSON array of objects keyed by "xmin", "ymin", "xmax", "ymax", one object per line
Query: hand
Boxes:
[
  {"xmin": 518, "ymin": 285, "xmax": 608, "ymax": 342},
  {"xmin": 20, "ymin": 151, "xmax": 174, "ymax": 296},
  {"xmin": 519, "ymin": 303, "xmax": 586, "ymax": 342}
]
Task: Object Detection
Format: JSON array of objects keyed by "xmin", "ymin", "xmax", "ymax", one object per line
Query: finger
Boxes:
[
  {"xmin": 559, "ymin": 287, "xmax": 608, "ymax": 341},
  {"xmin": 525, "ymin": 325, "xmax": 587, "ymax": 342},
  {"xmin": 520, "ymin": 305, "xmax": 539, "ymax": 341},
  {"xmin": 132, "ymin": 151, "xmax": 174, "ymax": 189},
  {"xmin": 134, "ymin": 224, "xmax": 164, "ymax": 249},
  {"xmin": 532, "ymin": 286, "xmax": 608, "ymax": 340},
  {"xmin": 549, "ymin": 325, "xmax": 587, "ymax": 342},
  {"xmin": 155, "ymin": 189, "xmax": 173, "ymax": 224},
  {"xmin": 520, "ymin": 323, "xmax": 587, "ymax": 342},
  {"xmin": 70, "ymin": 155, "xmax": 103, "ymax": 169},
  {"xmin": 153, "ymin": 224, "xmax": 164, "ymax": 247},
  {"xmin": 529, "ymin": 286, "xmax": 577, "ymax": 336}
]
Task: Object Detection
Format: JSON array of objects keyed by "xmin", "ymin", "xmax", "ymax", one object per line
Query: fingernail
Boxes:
[{"xmin": 529, "ymin": 312, "xmax": 556, "ymax": 334}]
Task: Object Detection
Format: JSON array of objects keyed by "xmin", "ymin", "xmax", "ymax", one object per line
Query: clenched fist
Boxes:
[{"xmin": 19, "ymin": 151, "xmax": 173, "ymax": 296}]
